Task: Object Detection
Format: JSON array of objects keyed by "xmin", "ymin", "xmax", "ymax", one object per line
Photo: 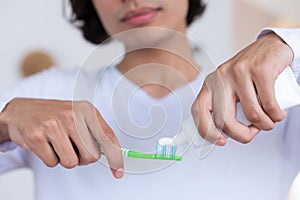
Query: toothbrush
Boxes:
[
  {"xmin": 97, "ymin": 143, "xmax": 182, "ymax": 161},
  {"xmin": 121, "ymin": 148, "xmax": 182, "ymax": 161}
]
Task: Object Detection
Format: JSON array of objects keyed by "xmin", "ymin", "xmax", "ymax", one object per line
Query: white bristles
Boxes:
[{"xmin": 156, "ymin": 137, "xmax": 177, "ymax": 157}]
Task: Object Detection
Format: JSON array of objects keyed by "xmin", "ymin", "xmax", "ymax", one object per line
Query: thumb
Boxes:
[{"xmin": 87, "ymin": 110, "xmax": 124, "ymax": 179}]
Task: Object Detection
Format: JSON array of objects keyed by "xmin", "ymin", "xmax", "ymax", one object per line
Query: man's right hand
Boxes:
[{"xmin": 0, "ymin": 98, "xmax": 124, "ymax": 178}]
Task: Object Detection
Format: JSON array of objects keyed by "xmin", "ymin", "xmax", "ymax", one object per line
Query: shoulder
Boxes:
[
  {"xmin": 22, "ymin": 65, "xmax": 106, "ymax": 89},
  {"xmin": 31, "ymin": 66, "xmax": 80, "ymax": 82}
]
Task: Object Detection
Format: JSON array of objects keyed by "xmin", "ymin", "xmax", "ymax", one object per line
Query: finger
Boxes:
[
  {"xmin": 236, "ymin": 75, "xmax": 275, "ymax": 130},
  {"xmin": 71, "ymin": 115, "xmax": 101, "ymax": 165},
  {"xmin": 211, "ymin": 69, "xmax": 260, "ymax": 143},
  {"xmin": 254, "ymin": 74, "xmax": 286, "ymax": 122},
  {"xmin": 28, "ymin": 141, "xmax": 59, "ymax": 167},
  {"xmin": 215, "ymin": 95, "xmax": 260, "ymax": 144},
  {"xmin": 22, "ymin": 131, "xmax": 59, "ymax": 167},
  {"xmin": 48, "ymin": 132, "xmax": 79, "ymax": 169},
  {"xmin": 86, "ymin": 110, "xmax": 124, "ymax": 179},
  {"xmin": 212, "ymin": 73, "xmax": 233, "ymax": 137},
  {"xmin": 192, "ymin": 84, "xmax": 226, "ymax": 146}
]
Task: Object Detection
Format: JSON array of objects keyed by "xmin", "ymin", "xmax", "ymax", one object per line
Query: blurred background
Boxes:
[{"xmin": 0, "ymin": 0, "xmax": 299, "ymax": 199}]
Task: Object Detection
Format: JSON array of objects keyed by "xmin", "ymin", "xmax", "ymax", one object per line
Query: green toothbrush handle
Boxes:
[{"xmin": 123, "ymin": 149, "xmax": 182, "ymax": 161}]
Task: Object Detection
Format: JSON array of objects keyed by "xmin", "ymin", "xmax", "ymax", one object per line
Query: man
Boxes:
[{"xmin": 0, "ymin": 0, "xmax": 299, "ymax": 199}]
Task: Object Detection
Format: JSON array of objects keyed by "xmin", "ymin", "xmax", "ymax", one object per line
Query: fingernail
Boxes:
[
  {"xmin": 115, "ymin": 168, "xmax": 124, "ymax": 179},
  {"xmin": 216, "ymin": 138, "xmax": 226, "ymax": 146}
]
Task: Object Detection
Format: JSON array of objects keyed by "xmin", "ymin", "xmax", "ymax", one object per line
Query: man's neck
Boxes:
[{"xmin": 117, "ymin": 38, "xmax": 199, "ymax": 98}]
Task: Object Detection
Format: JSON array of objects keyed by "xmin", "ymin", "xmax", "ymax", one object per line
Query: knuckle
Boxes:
[
  {"xmin": 216, "ymin": 64, "xmax": 227, "ymax": 76},
  {"xmin": 232, "ymin": 61, "xmax": 248, "ymax": 76},
  {"xmin": 79, "ymin": 100, "xmax": 94, "ymax": 110},
  {"xmin": 276, "ymin": 114, "xmax": 285, "ymax": 122},
  {"xmin": 191, "ymin": 98, "xmax": 208, "ymax": 119},
  {"xmin": 26, "ymin": 131, "xmax": 45, "ymax": 144},
  {"xmin": 245, "ymin": 110, "xmax": 261, "ymax": 124},
  {"xmin": 198, "ymin": 130, "xmax": 210, "ymax": 142},
  {"xmin": 198, "ymin": 126, "xmax": 216, "ymax": 142},
  {"xmin": 83, "ymin": 152, "xmax": 101, "ymax": 163},
  {"xmin": 203, "ymin": 72, "xmax": 217, "ymax": 87},
  {"xmin": 44, "ymin": 159, "xmax": 59, "ymax": 168},
  {"xmin": 239, "ymin": 134, "xmax": 254, "ymax": 144},
  {"xmin": 61, "ymin": 157, "xmax": 79, "ymax": 169},
  {"xmin": 57, "ymin": 108, "xmax": 73, "ymax": 121},
  {"xmin": 264, "ymin": 122, "xmax": 275, "ymax": 131},
  {"xmin": 76, "ymin": 101, "xmax": 97, "ymax": 116},
  {"xmin": 191, "ymin": 102, "xmax": 200, "ymax": 117},
  {"xmin": 42, "ymin": 117, "xmax": 59, "ymax": 129},
  {"xmin": 263, "ymin": 101, "xmax": 277, "ymax": 114},
  {"xmin": 204, "ymin": 73, "xmax": 214, "ymax": 81},
  {"xmin": 195, "ymin": 125, "xmax": 207, "ymax": 139},
  {"xmin": 222, "ymin": 120, "xmax": 233, "ymax": 133},
  {"xmin": 198, "ymin": 128, "xmax": 207, "ymax": 140}
]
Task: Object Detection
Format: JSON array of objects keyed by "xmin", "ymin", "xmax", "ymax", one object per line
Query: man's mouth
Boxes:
[{"xmin": 121, "ymin": 7, "xmax": 161, "ymax": 26}]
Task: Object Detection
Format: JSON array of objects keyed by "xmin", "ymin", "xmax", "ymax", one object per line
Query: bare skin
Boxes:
[
  {"xmin": 0, "ymin": 99, "xmax": 124, "ymax": 178},
  {"xmin": 192, "ymin": 33, "xmax": 293, "ymax": 145}
]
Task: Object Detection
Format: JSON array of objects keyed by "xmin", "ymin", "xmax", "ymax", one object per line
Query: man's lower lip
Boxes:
[{"xmin": 123, "ymin": 10, "xmax": 158, "ymax": 26}]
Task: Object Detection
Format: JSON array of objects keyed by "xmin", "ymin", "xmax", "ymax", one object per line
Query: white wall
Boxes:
[
  {"xmin": 189, "ymin": 0, "xmax": 234, "ymax": 66},
  {"xmin": 240, "ymin": 0, "xmax": 300, "ymax": 20},
  {"xmin": 0, "ymin": 0, "xmax": 95, "ymax": 91},
  {"xmin": 0, "ymin": 0, "xmax": 233, "ymax": 199}
]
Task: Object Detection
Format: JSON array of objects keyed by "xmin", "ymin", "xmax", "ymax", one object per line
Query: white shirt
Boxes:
[{"xmin": 1, "ymin": 28, "xmax": 300, "ymax": 200}]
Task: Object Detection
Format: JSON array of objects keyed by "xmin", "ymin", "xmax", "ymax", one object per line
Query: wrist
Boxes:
[
  {"xmin": 261, "ymin": 32, "xmax": 294, "ymax": 63},
  {"xmin": 0, "ymin": 119, "xmax": 9, "ymax": 144},
  {"xmin": 258, "ymin": 28, "xmax": 300, "ymax": 66},
  {"xmin": 259, "ymin": 33, "xmax": 294, "ymax": 67},
  {"xmin": 0, "ymin": 107, "xmax": 10, "ymax": 143},
  {"xmin": 0, "ymin": 125, "xmax": 9, "ymax": 144}
]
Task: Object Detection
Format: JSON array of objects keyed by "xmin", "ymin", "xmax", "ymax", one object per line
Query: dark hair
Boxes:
[{"xmin": 68, "ymin": 0, "xmax": 206, "ymax": 44}]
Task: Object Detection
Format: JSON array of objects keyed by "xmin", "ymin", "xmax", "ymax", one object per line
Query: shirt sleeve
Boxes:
[
  {"xmin": 257, "ymin": 28, "xmax": 300, "ymax": 73},
  {"xmin": 0, "ymin": 146, "xmax": 28, "ymax": 173},
  {"xmin": 0, "ymin": 141, "xmax": 17, "ymax": 152}
]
